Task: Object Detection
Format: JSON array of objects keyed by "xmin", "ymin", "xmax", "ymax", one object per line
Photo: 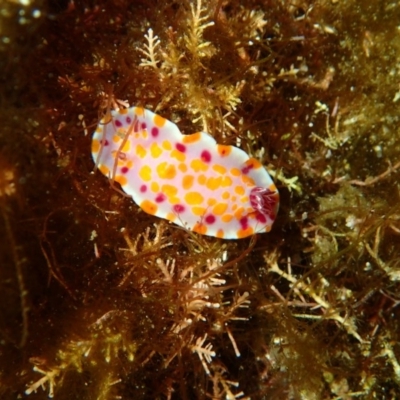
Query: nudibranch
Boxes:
[{"xmin": 91, "ymin": 107, "xmax": 279, "ymax": 239}]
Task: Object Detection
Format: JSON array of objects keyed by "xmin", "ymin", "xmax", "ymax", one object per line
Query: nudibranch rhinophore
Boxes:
[{"xmin": 91, "ymin": 107, "xmax": 279, "ymax": 239}]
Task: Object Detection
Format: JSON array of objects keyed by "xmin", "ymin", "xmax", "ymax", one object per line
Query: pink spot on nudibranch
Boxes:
[
  {"xmin": 256, "ymin": 213, "xmax": 267, "ymax": 224},
  {"xmin": 141, "ymin": 122, "xmax": 147, "ymax": 130},
  {"xmin": 205, "ymin": 214, "xmax": 216, "ymax": 224},
  {"xmin": 201, "ymin": 150, "xmax": 212, "ymax": 163},
  {"xmin": 121, "ymin": 166, "xmax": 129, "ymax": 174},
  {"xmin": 151, "ymin": 127, "xmax": 159, "ymax": 137},
  {"xmin": 155, "ymin": 194, "xmax": 166, "ymax": 203},
  {"xmin": 242, "ymin": 165, "xmax": 252, "ymax": 174},
  {"xmin": 173, "ymin": 204, "xmax": 185, "ymax": 213},
  {"xmin": 140, "ymin": 185, "xmax": 147, "ymax": 193},
  {"xmin": 126, "ymin": 116, "xmax": 132, "ymax": 124},
  {"xmin": 100, "ymin": 139, "xmax": 109, "ymax": 146},
  {"xmin": 176, "ymin": 143, "xmax": 186, "ymax": 152},
  {"xmin": 239, "ymin": 216, "xmax": 249, "ymax": 230},
  {"xmin": 115, "ymin": 119, "xmax": 122, "ymax": 127}
]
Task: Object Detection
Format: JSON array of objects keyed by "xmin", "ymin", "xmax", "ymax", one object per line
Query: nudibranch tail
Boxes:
[{"xmin": 91, "ymin": 106, "xmax": 279, "ymax": 239}]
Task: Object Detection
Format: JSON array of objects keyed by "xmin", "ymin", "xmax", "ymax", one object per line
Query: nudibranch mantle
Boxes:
[{"xmin": 91, "ymin": 107, "xmax": 279, "ymax": 239}]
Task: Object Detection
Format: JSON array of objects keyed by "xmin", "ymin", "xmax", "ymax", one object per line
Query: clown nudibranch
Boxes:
[{"xmin": 91, "ymin": 107, "xmax": 279, "ymax": 239}]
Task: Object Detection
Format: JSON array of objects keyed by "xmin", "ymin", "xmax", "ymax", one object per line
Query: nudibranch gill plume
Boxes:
[{"xmin": 91, "ymin": 107, "xmax": 279, "ymax": 239}]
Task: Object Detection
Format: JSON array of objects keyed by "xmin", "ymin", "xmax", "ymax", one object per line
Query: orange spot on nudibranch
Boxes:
[
  {"xmin": 171, "ymin": 149, "xmax": 186, "ymax": 162},
  {"xmin": 178, "ymin": 163, "xmax": 187, "ymax": 173},
  {"xmin": 92, "ymin": 139, "xmax": 100, "ymax": 153},
  {"xmin": 153, "ymin": 114, "xmax": 167, "ymax": 127},
  {"xmin": 101, "ymin": 111, "xmax": 112, "ymax": 124},
  {"xmin": 222, "ymin": 191, "xmax": 230, "ymax": 200},
  {"xmin": 221, "ymin": 176, "xmax": 232, "ymax": 187},
  {"xmin": 99, "ymin": 164, "xmax": 110, "ymax": 176},
  {"xmin": 243, "ymin": 158, "xmax": 262, "ymax": 170},
  {"xmin": 121, "ymin": 140, "xmax": 131, "ymax": 152},
  {"xmin": 114, "ymin": 175, "xmax": 127, "ymax": 186},
  {"xmin": 237, "ymin": 227, "xmax": 254, "ymax": 238},
  {"xmin": 233, "ymin": 207, "xmax": 245, "ymax": 220},
  {"xmin": 161, "ymin": 184, "xmax": 178, "ymax": 198},
  {"xmin": 182, "ymin": 132, "xmax": 201, "ymax": 144},
  {"xmin": 135, "ymin": 107, "xmax": 145, "ymax": 116},
  {"xmin": 206, "ymin": 176, "xmax": 222, "ymax": 191},
  {"xmin": 192, "ymin": 206, "xmax": 206, "ymax": 216},
  {"xmin": 235, "ymin": 186, "xmax": 245, "ymax": 196},
  {"xmin": 150, "ymin": 142, "xmax": 163, "ymax": 158},
  {"xmin": 212, "ymin": 164, "xmax": 227, "ymax": 174},
  {"xmin": 139, "ymin": 165, "xmax": 152, "ymax": 182},
  {"xmin": 166, "ymin": 212, "xmax": 176, "ymax": 222},
  {"xmin": 151, "ymin": 182, "xmax": 160, "ymax": 193},
  {"xmin": 112, "ymin": 134, "xmax": 121, "ymax": 143},
  {"xmin": 190, "ymin": 159, "xmax": 208, "ymax": 172},
  {"xmin": 264, "ymin": 225, "xmax": 272, "ymax": 232},
  {"xmin": 217, "ymin": 145, "xmax": 232, "ymax": 157},
  {"xmin": 136, "ymin": 144, "xmax": 147, "ymax": 158},
  {"xmin": 169, "ymin": 196, "xmax": 180, "ymax": 204},
  {"xmin": 162, "ymin": 140, "xmax": 172, "ymax": 150},
  {"xmin": 182, "ymin": 175, "xmax": 194, "ymax": 190},
  {"xmin": 185, "ymin": 192, "xmax": 204, "ymax": 205},
  {"xmin": 140, "ymin": 200, "xmax": 158, "ymax": 215},
  {"xmin": 216, "ymin": 229, "xmax": 225, "ymax": 238},
  {"xmin": 221, "ymin": 214, "xmax": 233, "ymax": 223},
  {"xmin": 269, "ymin": 183, "xmax": 277, "ymax": 192},
  {"xmin": 213, "ymin": 203, "xmax": 228, "ymax": 215},
  {"xmin": 193, "ymin": 222, "xmax": 207, "ymax": 235},
  {"xmin": 230, "ymin": 168, "xmax": 241, "ymax": 177},
  {"xmin": 198, "ymin": 174, "xmax": 207, "ymax": 185},
  {"xmin": 157, "ymin": 162, "xmax": 177, "ymax": 180},
  {"xmin": 241, "ymin": 175, "xmax": 255, "ymax": 186}
]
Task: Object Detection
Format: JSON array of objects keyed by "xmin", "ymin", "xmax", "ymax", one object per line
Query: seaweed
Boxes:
[{"xmin": 1, "ymin": 0, "xmax": 400, "ymax": 398}]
